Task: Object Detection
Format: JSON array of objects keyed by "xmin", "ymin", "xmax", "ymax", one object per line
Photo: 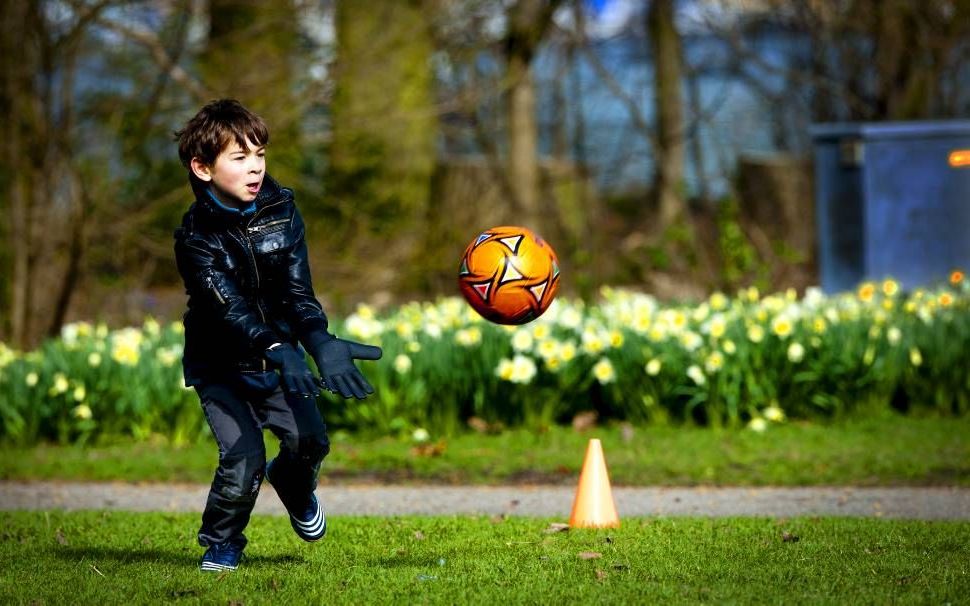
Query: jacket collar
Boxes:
[{"xmin": 190, "ymin": 174, "xmax": 286, "ymax": 225}]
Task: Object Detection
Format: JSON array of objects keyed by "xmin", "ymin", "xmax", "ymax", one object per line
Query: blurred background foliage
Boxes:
[{"xmin": 1, "ymin": 0, "xmax": 969, "ymax": 349}]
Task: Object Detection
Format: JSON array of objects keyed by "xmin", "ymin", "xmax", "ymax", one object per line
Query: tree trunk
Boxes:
[
  {"xmin": 329, "ymin": 0, "xmax": 436, "ymax": 298},
  {"xmin": 202, "ymin": 0, "xmax": 303, "ymax": 187},
  {"xmin": 648, "ymin": 0, "xmax": 686, "ymax": 231},
  {"xmin": 1, "ymin": 1, "xmax": 42, "ymax": 348},
  {"xmin": 507, "ymin": 52, "xmax": 541, "ymax": 230},
  {"xmin": 504, "ymin": 0, "xmax": 563, "ymax": 237}
]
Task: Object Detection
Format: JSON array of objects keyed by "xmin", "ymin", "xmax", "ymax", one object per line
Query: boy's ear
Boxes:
[{"xmin": 190, "ymin": 157, "xmax": 212, "ymax": 182}]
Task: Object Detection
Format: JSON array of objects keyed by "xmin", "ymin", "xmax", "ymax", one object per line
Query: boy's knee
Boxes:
[
  {"xmin": 283, "ymin": 432, "xmax": 329, "ymax": 464},
  {"xmin": 213, "ymin": 448, "xmax": 266, "ymax": 500}
]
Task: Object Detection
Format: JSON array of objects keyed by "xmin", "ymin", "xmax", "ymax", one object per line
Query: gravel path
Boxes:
[{"xmin": 2, "ymin": 482, "xmax": 968, "ymax": 520}]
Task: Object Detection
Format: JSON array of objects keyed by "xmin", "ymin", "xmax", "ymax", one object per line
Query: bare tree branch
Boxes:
[{"xmin": 90, "ymin": 13, "xmax": 211, "ymax": 102}]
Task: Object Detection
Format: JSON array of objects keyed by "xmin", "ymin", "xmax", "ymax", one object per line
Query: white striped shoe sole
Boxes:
[
  {"xmin": 291, "ymin": 500, "xmax": 326, "ymax": 541},
  {"xmin": 200, "ymin": 562, "xmax": 238, "ymax": 572}
]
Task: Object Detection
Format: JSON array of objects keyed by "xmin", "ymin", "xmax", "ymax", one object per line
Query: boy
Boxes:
[{"xmin": 173, "ymin": 99, "xmax": 381, "ymax": 572}]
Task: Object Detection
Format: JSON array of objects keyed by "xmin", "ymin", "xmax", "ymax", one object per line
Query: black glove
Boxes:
[
  {"xmin": 264, "ymin": 343, "xmax": 320, "ymax": 398},
  {"xmin": 308, "ymin": 334, "xmax": 382, "ymax": 400}
]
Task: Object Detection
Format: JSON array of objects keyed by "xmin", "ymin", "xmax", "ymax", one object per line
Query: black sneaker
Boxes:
[
  {"xmin": 200, "ymin": 540, "xmax": 244, "ymax": 572},
  {"xmin": 266, "ymin": 459, "xmax": 327, "ymax": 542}
]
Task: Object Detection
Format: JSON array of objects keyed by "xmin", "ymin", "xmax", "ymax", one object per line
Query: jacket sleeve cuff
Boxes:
[
  {"xmin": 296, "ymin": 316, "xmax": 329, "ymax": 338},
  {"xmin": 253, "ymin": 330, "xmax": 283, "ymax": 354},
  {"xmin": 303, "ymin": 329, "xmax": 335, "ymax": 353}
]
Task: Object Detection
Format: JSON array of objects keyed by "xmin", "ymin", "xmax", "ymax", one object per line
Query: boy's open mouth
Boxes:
[{"xmin": 246, "ymin": 181, "xmax": 261, "ymax": 194}]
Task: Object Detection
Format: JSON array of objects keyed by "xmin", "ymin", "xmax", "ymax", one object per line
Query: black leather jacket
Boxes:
[{"xmin": 174, "ymin": 175, "xmax": 329, "ymax": 385}]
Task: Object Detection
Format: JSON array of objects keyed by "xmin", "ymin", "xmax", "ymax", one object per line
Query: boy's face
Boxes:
[{"xmin": 190, "ymin": 137, "xmax": 266, "ymax": 207}]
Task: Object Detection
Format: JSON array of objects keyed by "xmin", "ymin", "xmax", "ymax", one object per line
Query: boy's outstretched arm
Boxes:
[{"xmin": 281, "ymin": 208, "xmax": 382, "ymax": 400}]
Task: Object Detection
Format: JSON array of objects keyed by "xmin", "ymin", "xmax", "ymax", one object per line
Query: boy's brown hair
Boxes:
[{"xmin": 175, "ymin": 99, "xmax": 269, "ymax": 169}]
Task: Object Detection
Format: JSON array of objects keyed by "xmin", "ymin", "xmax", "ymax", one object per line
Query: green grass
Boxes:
[
  {"xmin": 0, "ymin": 512, "xmax": 967, "ymax": 604},
  {"xmin": 1, "ymin": 413, "xmax": 967, "ymax": 486}
]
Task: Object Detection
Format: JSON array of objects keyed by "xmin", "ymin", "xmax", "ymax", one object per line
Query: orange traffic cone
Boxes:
[{"xmin": 568, "ymin": 438, "xmax": 620, "ymax": 528}]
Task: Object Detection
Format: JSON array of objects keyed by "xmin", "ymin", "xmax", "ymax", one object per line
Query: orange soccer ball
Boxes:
[{"xmin": 458, "ymin": 226, "xmax": 561, "ymax": 325}]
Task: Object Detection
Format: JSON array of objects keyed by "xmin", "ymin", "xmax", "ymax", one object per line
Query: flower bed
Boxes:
[{"xmin": 1, "ymin": 273, "xmax": 967, "ymax": 444}]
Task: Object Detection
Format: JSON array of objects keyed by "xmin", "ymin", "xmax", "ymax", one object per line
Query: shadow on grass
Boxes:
[
  {"xmin": 55, "ymin": 546, "xmax": 303, "ymax": 567},
  {"xmin": 368, "ymin": 553, "xmax": 457, "ymax": 569}
]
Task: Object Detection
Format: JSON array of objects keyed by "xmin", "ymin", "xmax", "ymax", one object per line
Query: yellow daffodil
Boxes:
[
  {"xmin": 143, "ymin": 317, "xmax": 161, "ymax": 337},
  {"xmin": 395, "ymin": 322, "xmax": 415, "ymax": 339},
  {"xmin": 72, "ymin": 404, "xmax": 93, "ymax": 420},
  {"xmin": 747, "ymin": 324, "xmax": 765, "ymax": 344},
  {"xmin": 609, "ymin": 330, "xmax": 624, "ymax": 348},
  {"xmin": 25, "ymin": 372, "xmax": 39, "ymax": 387},
  {"xmin": 857, "ymin": 282, "xmax": 876, "ymax": 303},
  {"xmin": 909, "ymin": 348, "xmax": 923, "ymax": 367},
  {"xmin": 882, "ymin": 279, "xmax": 899, "ymax": 297},
  {"xmin": 111, "ymin": 341, "xmax": 140, "ymax": 366},
  {"xmin": 709, "ymin": 292, "xmax": 728, "ymax": 310},
  {"xmin": 645, "ymin": 358, "xmax": 662, "ymax": 376},
  {"xmin": 771, "ymin": 315, "xmax": 793, "ymax": 338},
  {"xmin": 707, "ymin": 314, "xmax": 727, "ymax": 339},
  {"xmin": 812, "ymin": 317, "xmax": 827, "ymax": 334},
  {"xmin": 787, "ymin": 342, "xmax": 805, "ymax": 363}
]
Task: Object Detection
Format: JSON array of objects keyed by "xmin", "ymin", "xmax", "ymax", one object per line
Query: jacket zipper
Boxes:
[
  {"xmin": 239, "ymin": 199, "xmax": 286, "ymax": 371},
  {"xmin": 247, "ymin": 218, "xmax": 289, "ymax": 233},
  {"xmin": 206, "ymin": 275, "xmax": 226, "ymax": 305}
]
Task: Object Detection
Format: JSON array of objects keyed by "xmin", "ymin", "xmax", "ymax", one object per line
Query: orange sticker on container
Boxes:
[{"xmin": 949, "ymin": 149, "xmax": 970, "ymax": 167}]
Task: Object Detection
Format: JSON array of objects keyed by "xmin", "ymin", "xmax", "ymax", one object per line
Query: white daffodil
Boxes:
[
  {"xmin": 687, "ymin": 365, "xmax": 706, "ymax": 386},
  {"xmin": 592, "ymin": 358, "xmax": 616, "ymax": 384},
  {"xmin": 393, "ymin": 354, "xmax": 412, "ymax": 374},
  {"xmin": 747, "ymin": 417, "xmax": 767, "ymax": 432},
  {"xmin": 704, "ymin": 351, "xmax": 724, "ymax": 374},
  {"xmin": 512, "ymin": 329, "xmax": 534, "ymax": 352},
  {"xmin": 763, "ymin": 405, "xmax": 786, "ymax": 422}
]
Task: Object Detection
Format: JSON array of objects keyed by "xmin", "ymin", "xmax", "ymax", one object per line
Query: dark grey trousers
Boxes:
[{"xmin": 194, "ymin": 371, "xmax": 329, "ymax": 547}]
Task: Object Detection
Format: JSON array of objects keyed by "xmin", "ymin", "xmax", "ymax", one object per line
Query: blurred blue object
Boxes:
[{"xmin": 811, "ymin": 121, "xmax": 970, "ymax": 293}]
